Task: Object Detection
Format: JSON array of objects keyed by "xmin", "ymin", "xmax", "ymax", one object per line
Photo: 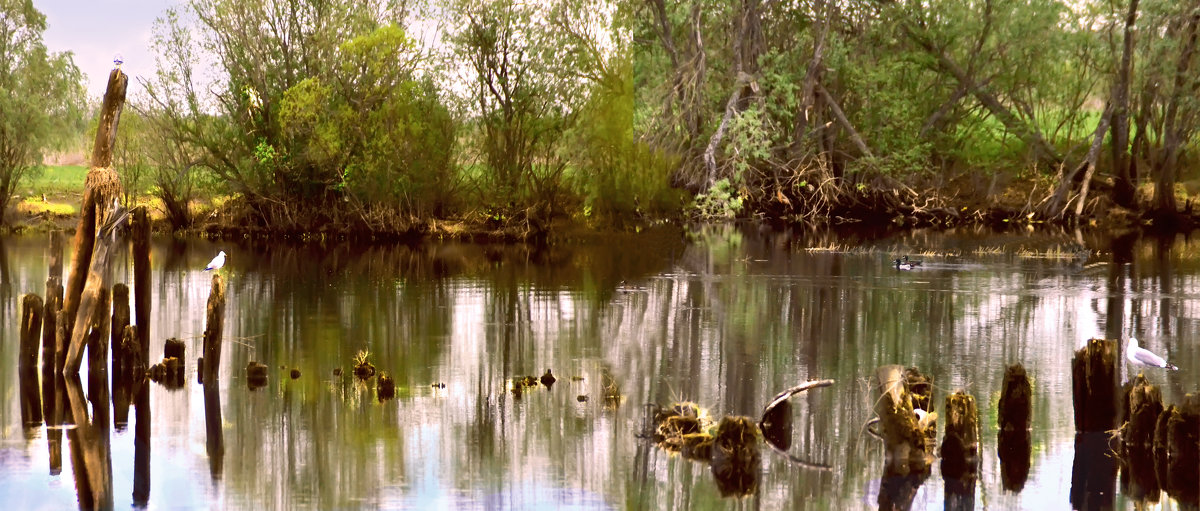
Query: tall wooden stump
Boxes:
[
  {"xmin": 60, "ymin": 66, "xmax": 127, "ymax": 376},
  {"xmin": 19, "ymin": 294, "xmax": 44, "ymax": 370},
  {"xmin": 131, "ymin": 206, "xmax": 151, "ymax": 367},
  {"xmin": 941, "ymin": 391, "xmax": 980, "ymax": 511},
  {"xmin": 201, "ymin": 274, "xmax": 226, "ymax": 385},
  {"xmin": 1072, "ymin": 339, "xmax": 1118, "ymax": 432}
]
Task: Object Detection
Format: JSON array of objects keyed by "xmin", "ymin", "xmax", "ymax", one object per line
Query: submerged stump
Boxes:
[
  {"xmin": 1072, "ymin": 339, "xmax": 1118, "ymax": 432},
  {"xmin": 377, "ymin": 373, "xmax": 396, "ymax": 400}
]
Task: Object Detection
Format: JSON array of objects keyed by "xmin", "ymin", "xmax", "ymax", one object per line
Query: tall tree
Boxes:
[{"xmin": 0, "ymin": 0, "xmax": 85, "ymax": 222}]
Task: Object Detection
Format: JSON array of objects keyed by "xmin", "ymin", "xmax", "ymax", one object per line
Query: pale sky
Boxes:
[{"xmin": 36, "ymin": 0, "xmax": 183, "ymax": 100}]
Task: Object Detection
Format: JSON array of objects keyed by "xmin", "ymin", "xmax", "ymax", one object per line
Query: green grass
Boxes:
[{"xmin": 24, "ymin": 164, "xmax": 88, "ymax": 195}]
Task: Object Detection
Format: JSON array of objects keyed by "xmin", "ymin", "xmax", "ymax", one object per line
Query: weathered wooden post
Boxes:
[
  {"xmin": 131, "ymin": 206, "xmax": 150, "ymax": 367},
  {"xmin": 19, "ymin": 294, "xmax": 44, "ymax": 370},
  {"xmin": 201, "ymin": 274, "xmax": 225, "ymax": 385},
  {"xmin": 941, "ymin": 391, "xmax": 980, "ymax": 510},
  {"xmin": 60, "ymin": 65, "xmax": 127, "ymax": 376},
  {"xmin": 110, "ymin": 283, "xmax": 129, "ymax": 373},
  {"xmin": 44, "ymin": 230, "xmax": 64, "ymax": 371},
  {"xmin": 997, "ymin": 364, "xmax": 1032, "ymax": 491},
  {"xmin": 1071, "ymin": 339, "xmax": 1119, "ymax": 432},
  {"xmin": 85, "ymin": 288, "xmax": 111, "ymax": 375}
]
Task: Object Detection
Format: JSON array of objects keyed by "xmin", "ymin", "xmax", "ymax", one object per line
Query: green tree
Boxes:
[{"xmin": 0, "ymin": 0, "xmax": 85, "ymax": 222}]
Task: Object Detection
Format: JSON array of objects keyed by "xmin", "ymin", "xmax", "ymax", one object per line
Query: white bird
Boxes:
[
  {"xmin": 1126, "ymin": 337, "xmax": 1178, "ymax": 370},
  {"xmin": 204, "ymin": 251, "xmax": 226, "ymax": 272}
]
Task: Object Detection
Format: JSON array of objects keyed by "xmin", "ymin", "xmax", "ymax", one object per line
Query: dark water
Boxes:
[{"xmin": 0, "ymin": 226, "xmax": 1196, "ymax": 510}]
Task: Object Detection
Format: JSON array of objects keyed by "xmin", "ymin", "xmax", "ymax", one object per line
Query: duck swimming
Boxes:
[
  {"xmin": 902, "ymin": 255, "xmax": 923, "ymax": 267},
  {"xmin": 894, "ymin": 258, "xmax": 915, "ymax": 271}
]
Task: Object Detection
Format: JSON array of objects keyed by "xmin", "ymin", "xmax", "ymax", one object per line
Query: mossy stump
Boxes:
[
  {"xmin": 873, "ymin": 365, "xmax": 934, "ymax": 477},
  {"xmin": 1071, "ymin": 339, "xmax": 1118, "ymax": 432},
  {"xmin": 941, "ymin": 390, "xmax": 980, "ymax": 503}
]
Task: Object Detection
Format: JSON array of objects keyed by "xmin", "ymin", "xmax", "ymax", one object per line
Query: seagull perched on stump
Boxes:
[
  {"xmin": 1126, "ymin": 338, "xmax": 1178, "ymax": 370},
  {"xmin": 204, "ymin": 251, "xmax": 226, "ymax": 272}
]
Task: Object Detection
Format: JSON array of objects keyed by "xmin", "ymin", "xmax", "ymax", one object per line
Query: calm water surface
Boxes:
[{"xmin": 0, "ymin": 226, "xmax": 1197, "ymax": 510}]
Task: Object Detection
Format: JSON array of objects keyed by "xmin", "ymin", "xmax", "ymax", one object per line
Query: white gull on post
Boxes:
[
  {"xmin": 204, "ymin": 251, "xmax": 226, "ymax": 272},
  {"xmin": 1126, "ymin": 337, "xmax": 1178, "ymax": 371}
]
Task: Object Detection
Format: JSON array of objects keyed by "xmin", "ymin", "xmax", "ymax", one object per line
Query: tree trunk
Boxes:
[
  {"xmin": 790, "ymin": 0, "xmax": 831, "ymax": 158},
  {"xmin": 816, "ymin": 83, "xmax": 874, "ymax": 159},
  {"xmin": 1155, "ymin": 5, "xmax": 1200, "ymax": 218},
  {"xmin": 1110, "ymin": 0, "xmax": 1140, "ymax": 208}
]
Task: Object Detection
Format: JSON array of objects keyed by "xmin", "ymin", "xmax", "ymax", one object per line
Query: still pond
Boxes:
[{"xmin": 0, "ymin": 225, "xmax": 1196, "ymax": 510}]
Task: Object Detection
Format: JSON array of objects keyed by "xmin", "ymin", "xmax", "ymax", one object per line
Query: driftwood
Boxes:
[{"xmin": 758, "ymin": 379, "xmax": 835, "ymax": 469}]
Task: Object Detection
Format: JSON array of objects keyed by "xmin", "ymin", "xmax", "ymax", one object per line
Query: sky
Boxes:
[{"xmin": 36, "ymin": 0, "xmax": 184, "ymax": 100}]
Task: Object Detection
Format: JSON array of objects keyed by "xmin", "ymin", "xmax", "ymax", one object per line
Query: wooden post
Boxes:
[
  {"xmin": 998, "ymin": 364, "xmax": 1032, "ymax": 432},
  {"xmin": 44, "ymin": 231, "xmax": 63, "ymax": 372},
  {"xmin": 941, "ymin": 391, "xmax": 980, "ymax": 509},
  {"xmin": 111, "ymin": 283, "xmax": 130, "ymax": 374},
  {"xmin": 201, "ymin": 274, "xmax": 225, "ymax": 385},
  {"xmin": 19, "ymin": 294, "xmax": 44, "ymax": 370},
  {"xmin": 1071, "ymin": 339, "xmax": 1118, "ymax": 432},
  {"xmin": 60, "ymin": 65, "xmax": 126, "ymax": 376},
  {"xmin": 997, "ymin": 364, "xmax": 1032, "ymax": 492},
  {"xmin": 132, "ymin": 206, "xmax": 150, "ymax": 367},
  {"xmin": 85, "ymin": 288, "xmax": 111, "ymax": 375}
]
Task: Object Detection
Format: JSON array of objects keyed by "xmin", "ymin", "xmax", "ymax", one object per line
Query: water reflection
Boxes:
[{"xmin": 0, "ymin": 226, "xmax": 1197, "ymax": 509}]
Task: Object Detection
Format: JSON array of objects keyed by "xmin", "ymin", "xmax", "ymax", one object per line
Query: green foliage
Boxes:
[
  {"xmin": 690, "ymin": 178, "xmax": 743, "ymax": 220},
  {"xmin": 0, "ymin": 0, "xmax": 86, "ymax": 222}
]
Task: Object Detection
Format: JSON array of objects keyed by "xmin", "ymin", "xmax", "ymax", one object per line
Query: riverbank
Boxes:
[{"xmin": 3, "ymin": 174, "xmax": 1196, "ymax": 241}]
